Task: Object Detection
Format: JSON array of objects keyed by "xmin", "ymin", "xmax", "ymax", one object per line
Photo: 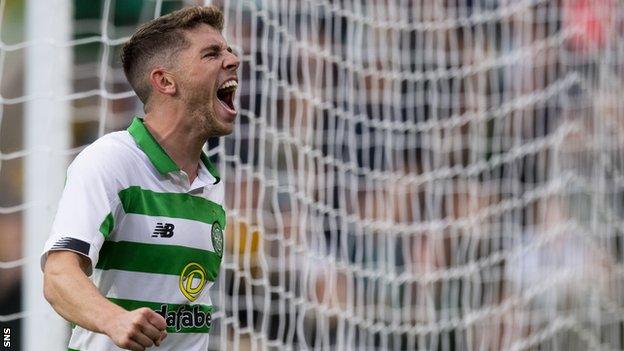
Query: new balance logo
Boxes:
[{"xmin": 152, "ymin": 223, "xmax": 175, "ymax": 238}]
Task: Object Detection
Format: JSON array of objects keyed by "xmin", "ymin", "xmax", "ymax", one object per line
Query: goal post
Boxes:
[
  {"xmin": 23, "ymin": 0, "xmax": 72, "ymax": 350},
  {"xmin": 1, "ymin": 0, "xmax": 623, "ymax": 350}
]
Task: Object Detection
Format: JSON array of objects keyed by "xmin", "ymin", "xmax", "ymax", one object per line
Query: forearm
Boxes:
[
  {"xmin": 43, "ymin": 251, "xmax": 167, "ymax": 350},
  {"xmin": 43, "ymin": 252, "xmax": 124, "ymax": 334}
]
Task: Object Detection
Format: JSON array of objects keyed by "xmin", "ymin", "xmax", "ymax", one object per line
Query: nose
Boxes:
[{"xmin": 223, "ymin": 50, "xmax": 240, "ymax": 71}]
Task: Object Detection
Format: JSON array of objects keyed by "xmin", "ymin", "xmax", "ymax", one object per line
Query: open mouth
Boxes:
[{"xmin": 216, "ymin": 80, "xmax": 237, "ymax": 112}]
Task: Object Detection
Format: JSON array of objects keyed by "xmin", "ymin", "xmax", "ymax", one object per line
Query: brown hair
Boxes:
[{"xmin": 121, "ymin": 6, "xmax": 224, "ymax": 105}]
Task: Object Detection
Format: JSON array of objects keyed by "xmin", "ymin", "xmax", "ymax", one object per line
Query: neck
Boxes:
[{"xmin": 143, "ymin": 105, "xmax": 207, "ymax": 184}]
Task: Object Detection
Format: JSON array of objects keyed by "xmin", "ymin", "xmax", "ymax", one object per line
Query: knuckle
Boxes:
[
  {"xmin": 120, "ymin": 336, "xmax": 131, "ymax": 347},
  {"xmin": 132, "ymin": 315, "xmax": 145, "ymax": 325},
  {"xmin": 127, "ymin": 327, "xmax": 139, "ymax": 338}
]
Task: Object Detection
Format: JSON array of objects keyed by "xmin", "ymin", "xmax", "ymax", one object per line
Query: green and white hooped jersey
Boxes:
[{"xmin": 41, "ymin": 117, "xmax": 225, "ymax": 351}]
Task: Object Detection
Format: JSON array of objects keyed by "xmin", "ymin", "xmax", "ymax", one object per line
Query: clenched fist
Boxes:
[{"xmin": 103, "ymin": 308, "xmax": 168, "ymax": 350}]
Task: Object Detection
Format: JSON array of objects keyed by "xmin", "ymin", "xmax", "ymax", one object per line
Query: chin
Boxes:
[
  {"xmin": 204, "ymin": 118, "xmax": 234, "ymax": 137},
  {"xmin": 202, "ymin": 106, "xmax": 235, "ymax": 137},
  {"xmin": 214, "ymin": 123, "xmax": 234, "ymax": 137}
]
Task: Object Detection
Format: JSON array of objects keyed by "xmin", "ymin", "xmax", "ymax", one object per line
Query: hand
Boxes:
[{"xmin": 103, "ymin": 308, "xmax": 168, "ymax": 350}]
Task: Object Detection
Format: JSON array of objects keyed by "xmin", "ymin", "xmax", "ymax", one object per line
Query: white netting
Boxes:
[{"xmin": 1, "ymin": 0, "xmax": 624, "ymax": 350}]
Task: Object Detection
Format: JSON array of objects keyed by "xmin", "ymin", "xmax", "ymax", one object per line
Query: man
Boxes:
[{"xmin": 41, "ymin": 6, "xmax": 239, "ymax": 351}]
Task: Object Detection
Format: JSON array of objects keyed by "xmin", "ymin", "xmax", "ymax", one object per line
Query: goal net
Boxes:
[{"xmin": 1, "ymin": 0, "xmax": 624, "ymax": 350}]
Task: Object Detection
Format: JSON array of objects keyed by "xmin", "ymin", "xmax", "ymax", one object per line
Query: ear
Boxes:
[{"xmin": 149, "ymin": 67, "xmax": 177, "ymax": 97}]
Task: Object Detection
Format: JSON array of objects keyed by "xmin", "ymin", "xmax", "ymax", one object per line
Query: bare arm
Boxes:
[{"xmin": 43, "ymin": 251, "xmax": 167, "ymax": 350}]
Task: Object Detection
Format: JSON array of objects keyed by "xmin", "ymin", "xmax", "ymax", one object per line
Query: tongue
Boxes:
[
  {"xmin": 218, "ymin": 91, "xmax": 234, "ymax": 111},
  {"xmin": 225, "ymin": 94, "xmax": 233, "ymax": 109}
]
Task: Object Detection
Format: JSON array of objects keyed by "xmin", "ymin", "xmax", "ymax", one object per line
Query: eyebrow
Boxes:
[{"xmin": 200, "ymin": 44, "xmax": 235, "ymax": 54}]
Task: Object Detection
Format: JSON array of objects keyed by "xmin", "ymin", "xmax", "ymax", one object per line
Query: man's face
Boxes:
[{"xmin": 175, "ymin": 24, "xmax": 240, "ymax": 137}]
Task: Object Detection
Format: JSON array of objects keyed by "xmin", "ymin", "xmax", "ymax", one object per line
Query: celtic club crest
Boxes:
[{"xmin": 211, "ymin": 221, "xmax": 223, "ymax": 257}]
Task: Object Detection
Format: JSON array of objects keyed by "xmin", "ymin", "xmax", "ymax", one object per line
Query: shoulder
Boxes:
[{"xmin": 68, "ymin": 131, "xmax": 138, "ymax": 180}]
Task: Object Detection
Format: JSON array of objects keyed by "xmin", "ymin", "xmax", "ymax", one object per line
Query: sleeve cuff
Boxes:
[{"xmin": 41, "ymin": 237, "xmax": 98, "ymax": 276}]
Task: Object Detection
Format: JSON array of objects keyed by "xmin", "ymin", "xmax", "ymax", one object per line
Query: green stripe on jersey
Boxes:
[
  {"xmin": 95, "ymin": 241, "xmax": 221, "ymax": 281},
  {"xmin": 108, "ymin": 297, "xmax": 213, "ymax": 333},
  {"xmin": 68, "ymin": 348, "xmax": 80, "ymax": 351},
  {"xmin": 118, "ymin": 186, "xmax": 226, "ymax": 229},
  {"xmin": 98, "ymin": 212, "xmax": 114, "ymax": 239}
]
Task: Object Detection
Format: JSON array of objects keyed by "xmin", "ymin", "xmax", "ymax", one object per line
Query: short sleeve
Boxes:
[{"xmin": 41, "ymin": 143, "xmax": 121, "ymax": 276}]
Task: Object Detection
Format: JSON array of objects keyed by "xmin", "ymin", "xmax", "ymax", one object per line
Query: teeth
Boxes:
[{"xmin": 219, "ymin": 80, "xmax": 238, "ymax": 90}]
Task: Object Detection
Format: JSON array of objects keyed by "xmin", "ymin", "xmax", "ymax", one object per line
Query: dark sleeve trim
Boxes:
[{"xmin": 50, "ymin": 237, "xmax": 90, "ymax": 257}]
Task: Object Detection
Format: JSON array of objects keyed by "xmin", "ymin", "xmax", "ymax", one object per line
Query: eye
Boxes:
[{"xmin": 203, "ymin": 52, "xmax": 218, "ymax": 59}]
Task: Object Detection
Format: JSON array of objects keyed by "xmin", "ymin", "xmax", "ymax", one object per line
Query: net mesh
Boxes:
[{"xmin": 1, "ymin": 0, "xmax": 624, "ymax": 350}]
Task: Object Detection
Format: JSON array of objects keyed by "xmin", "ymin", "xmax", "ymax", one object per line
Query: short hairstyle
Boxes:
[{"xmin": 121, "ymin": 6, "xmax": 224, "ymax": 105}]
